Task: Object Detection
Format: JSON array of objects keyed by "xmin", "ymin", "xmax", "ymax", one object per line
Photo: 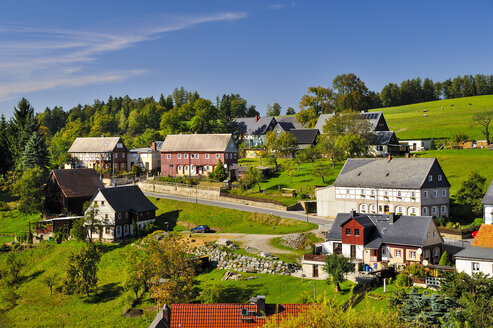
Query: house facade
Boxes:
[
  {"xmin": 44, "ymin": 169, "xmax": 105, "ymax": 215},
  {"xmin": 128, "ymin": 141, "xmax": 163, "ymax": 174},
  {"xmin": 400, "ymin": 139, "xmax": 433, "ymax": 152},
  {"xmin": 367, "ymin": 131, "xmax": 409, "ymax": 157},
  {"xmin": 302, "ymin": 212, "xmax": 443, "ymax": 278},
  {"xmin": 68, "ymin": 137, "xmax": 129, "ymax": 172},
  {"xmin": 316, "ymin": 157, "xmax": 450, "ymax": 218},
  {"xmin": 482, "ymin": 179, "xmax": 493, "ymax": 225},
  {"xmin": 314, "ymin": 111, "xmax": 390, "ymax": 134},
  {"xmin": 160, "ymin": 134, "xmax": 238, "ymax": 177},
  {"xmin": 454, "ymin": 224, "xmax": 493, "ymax": 276},
  {"xmin": 85, "ymin": 186, "xmax": 157, "ymax": 241},
  {"xmin": 233, "ymin": 116, "xmax": 277, "ymax": 147}
]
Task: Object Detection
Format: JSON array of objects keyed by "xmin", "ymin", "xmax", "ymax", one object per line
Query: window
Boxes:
[
  {"xmin": 360, "ymin": 204, "xmax": 367, "ymax": 213},
  {"xmin": 195, "ymin": 153, "xmax": 199, "ymax": 159},
  {"xmin": 371, "ymin": 189, "xmax": 375, "ymax": 196},
  {"xmin": 167, "ymin": 154, "xmax": 171, "ymax": 159},
  {"xmin": 442, "ymin": 190, "xmax": 447, "ymax": 197},
  {"xmin": 345, "ymin": 228, "xmax": 351, "ymax": 236},
  {"xmin": 424, "ymin": 250, "xmax": 430, "ymax": 259},
  {"xmin": 184, "ymin": 154, "xmax": 188, "ymax": 159},
  {"xmin": 428, "ymin": 175, "xmax": 432, "ymax": 181},
  {"xmin": 423, "ymin": 191, "xmax": 428, "ymax": 198},
  {"xmin": 346, "ymin": 189, "xmax": 350, "ymax": 195},
  {"xmin": 423, "ymin": 207, "xmax": 428, "ymax": 215},
  {"xmin": 122, "ymin": 153, "xmax": 125, "ymax": 158},
  {"xmin": 354, "ymin": 229, "xmax": 360, "ymax": 236},
  {"xmin": 432, "ymin": 206, "xmax": 437, "ymax": 214},
  {"xmin": 441, "ymin": 205, "xmax": 446, "ymax": 213},
  {"xmin": 118, "ymin": 213, "xmax": 121, "ymax": 219},
  {"xmin": 178, "ymin": 165, "xmax": 182, "ymax": 171},
  {"xmin": 384, "ymin": 191, "xmax": 388, "ymax": 197},
  {"xmin": 94, "ymin": 201, "xmax": 98, "ymax": 206},
  {"xmin": 381, "ymin": 247, "xmax": 387, "ymax": 256},
  {"xmin": 370, "ymin": 204, "xmax": 376, "ymax": 213},
  {"xmin": 433, "ymin": 190, "xmax": 437, "ymax": 198},
  {"xmin": 185, "ymin": 165, "xmax": 189, "ymax": 171},
  {"xmin": 472, "ymin": 262, "xmax": 480, "ymax": 272},
  {"xmin": 205, "ymin": 154, "xmax": 209, "ymax": 159},
  {"xmin": 216, "ymin": 153, "xmax": 220, "ymax": 159},
  {"xmin": 101, "ymin": 201, "xmax": 105, "ymax": 206},
  {"xmin": 117, "ymin": 143, "xmax": 123, "ymax": 148},
  {"xmin": 427, "ymin": 232, "xmax": 430, "ymax": 239},
  {"xmin": 178, "ymin": 154, "xmax": 182, "ymax": 159},
  {"xmin": 169, "ymin": 164, "xmax": 174, "ymax": 168},
  {"xmin": 361, "ymin": 189, "xmax": 364, "ymax": 195},
  {"xmin": 114, "ymin": 153, "xmax": 118, "ymax": 159},
  {"xmin": 434, "ymin": 248, "xmax": 439, "ymax": 257},
  {"xmin": 105, "ymin": 227, "xmax": 111, "ymax": 234},
  {"xmin": 394, "ymin": 250, "xmax": 401, "ymax": 258},
  {"xmin": 409, "ymin": 251, "xmax": 416, "ymax": 259},
  {"xmin": 411, "ymin": 191, "xmax": 415, "ymax": 198},
  {"xmin": 438, "ymin": 175, "xmax": 442, "ymax": 181},
  {"xmin": 397, "ymin": 191, "xmax": 401, "ymax": 197},
  {"xmin": 225, "ymin": 153, "xmax": 229, "ymax": 159},
  {"xmin": 433, "ymin": 231, "xmax": 437, "ymax": 238},
  {"xmin": 105, "ymin": 214, "xmax": 108, "ymax": 219},
  {"xmin": 125, "ymin": 212, "xmax": 129, "ymax": 219}
]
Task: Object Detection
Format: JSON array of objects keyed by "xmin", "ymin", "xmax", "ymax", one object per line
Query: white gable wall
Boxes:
[
  {"xmin": 456, "ymin": 258, "xmax": 493, "ymax": 276},
  {"xmin": 484, "ymin": 204, "xmax": 493, "ymax": 225}
]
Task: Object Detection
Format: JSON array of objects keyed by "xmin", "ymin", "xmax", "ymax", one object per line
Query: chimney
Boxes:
[
  {"xmin": 351, "ymin": 210, "xmax": 357, "ymax": 217},
  {"xmin": 388, "ymin": 212, "xmax": 395, "ymax": 224},
  {"xmin": 249, "ymin": 295, "xmax": 266, "ymax": 316},
  {"xmin": 405, "ymin": 153, "xmax": 410, "ymax": 158},
  {"xmin": 255, "ymin": 114, "xmax": 258, "ymax": 122},
  {"xmin": 387, "ymin": 154, "xmax": 392, "ymax": 162},
  {"xmin": 152, "ymin": 142, "xmax": 156, "ymax": 151}
]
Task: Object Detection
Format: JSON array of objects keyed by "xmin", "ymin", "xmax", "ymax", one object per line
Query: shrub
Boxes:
[
  {"xmin": 446, "ymin": 222, "xmax": 454, "ymax": 228},
  {"xmin": 438, "ymin": 217, "xmax": 446, "ymax": 227},
  {"xmin": 439, "ymin": 251, "xmax": 452, "ymax": 266},
  {"xmin": 396, "ymin": 272, "xmax": 410, "ymax": 287},
  {"xmin": 472, "ymin": 218, "xmax": 484, "ymax": 227},
  {"xmin": 407, "ymin": 264, "xmax": 425, "ymax": 279}
]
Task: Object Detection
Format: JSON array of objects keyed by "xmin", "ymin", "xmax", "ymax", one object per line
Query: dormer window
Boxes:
[
  {"xmin": 345, "ymin": 228, "xmax": 351, "ymax": 236},
  {"xmin": 428, "ymin": 175, "xmax": 432, "ymax": 181},
  {"xmin": 438, "ymin": 175, "xmax": 442, "ymax": 181}
]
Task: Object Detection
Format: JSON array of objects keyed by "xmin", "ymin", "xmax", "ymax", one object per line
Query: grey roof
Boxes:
[
  {"xmin": 333, "ymin": 158, "xmax": 450, "ymax": 189},
  {"xmin": 369, "ymin": 131, "xmax": 399, "ymax": 146},
  {"xmin": 68, "ymin": 137, "xmax": 124, "ymax": 153},
  {"xmin": 233, "ymin": 116, "xmax": 276, "ymax": 135},
  {"xmin": 482, "ymin": 179, "xmax": 493, "ymax": 204},
  {"xmin": 275, "ymin": 116, "xmax": 304, "ymax": 129},
  {"xmin": 97, "ymin": 186, "xmax": 157, "ymax": 213},
  {"xmin": 160, "ymin": 134, "xmax": 236, "ymax": 152},
  {"xmin": 454, "ymin": 246, "xmax": 493, "ymax": 261},
  {"xmin": 274, "ymin": 122, "xmax": 296, "ymax": 132},
  {"xmin": 289, "ymin": 129, "xmax": 319, "ymax": 145},
  {"xmin": 326, "ymin": 212, "xmax": 436, "ymax": 248},
  {"xmin": 315, "ymin": 112, "xmax": 388, "ymax": 133},
  {"xmin": 130, "ymin": 147, "xmax": 152, "ymax": 153}
]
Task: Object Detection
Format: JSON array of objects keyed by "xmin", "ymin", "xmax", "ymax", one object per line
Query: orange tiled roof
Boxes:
[
  {"xmin": 170, "ymin": 303, "xmax": 313, "ymax": 328},
  {"xmin": 471, "ymin": 224, "xmax": 493, "ymax": 248}
]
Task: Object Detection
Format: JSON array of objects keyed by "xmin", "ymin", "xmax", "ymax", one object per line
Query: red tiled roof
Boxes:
[
  {"xmin": 471, "ymin": 224, "xmax": 493, "ymax": 248},
  {"xmin": 170, "ymin": 303, "xmax": 313, "ymax": 328},
  {"xmin": 51, "ymin": 169, "xmax": 105, "ymax": 198}
]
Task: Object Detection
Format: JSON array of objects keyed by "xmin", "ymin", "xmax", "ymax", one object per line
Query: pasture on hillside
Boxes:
[{"xmin": 371, "ymin": 95, "xmax": 493, "ymax": 140}]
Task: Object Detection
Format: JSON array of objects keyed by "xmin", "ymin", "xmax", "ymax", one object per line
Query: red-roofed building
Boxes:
[{"xmin": 149, "ymin": 296, "xmax": 313, "ymax": 328}]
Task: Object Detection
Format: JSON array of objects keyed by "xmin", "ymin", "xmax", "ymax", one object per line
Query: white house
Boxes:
[
  {"xmin": 482, "ymin": 179, "xmax": 493, "ymax": 225},
  {"xmin": 400, "ymin": 139, "xmax": 433, "ymax": 152},
  {"xmin": 316, "ymin": 157, "xmax": 450, "ymax": 219},
  {"xmin": 454, "ymin": 224, "xmax": 493, "ymax": 276},
  {"xmin": 85, "ymin": 186, "xmax": 157, "ymax": 242}
]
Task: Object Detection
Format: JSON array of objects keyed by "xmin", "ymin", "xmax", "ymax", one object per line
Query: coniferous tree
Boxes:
[
  {"xmin": 21, "ymin": 132, "xmax": 50, "ymax": 170},
  {"xmin": 9, "ymin": 98, "xmax": 39, "ymax": 169},
  {"xmin": 0, "ymin": 115, "xmax": 12, "ymax": 173}
]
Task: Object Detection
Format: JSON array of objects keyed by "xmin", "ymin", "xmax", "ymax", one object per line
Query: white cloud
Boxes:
[
  {"xmin": 269, "ymin": 2, "xmax": 296, "ymax": 10},
  {"xmin": 0, "ymin": 12, "xmax": 247, "ymax": 100}
]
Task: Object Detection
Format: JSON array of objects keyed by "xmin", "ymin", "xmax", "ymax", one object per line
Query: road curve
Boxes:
[{"xmin": 144, "ymin": 191, "xmax": 333, "ymax": 226}]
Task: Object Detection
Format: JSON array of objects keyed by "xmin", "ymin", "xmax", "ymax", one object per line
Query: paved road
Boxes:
[{"xmin": 144, "ymin": 191, "xmax": 333, "ymax": 226}]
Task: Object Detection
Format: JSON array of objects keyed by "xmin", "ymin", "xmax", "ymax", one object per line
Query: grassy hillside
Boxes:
[{"xmin": 371, "ymin": 95, "xmax": 493, "ymax": 140}]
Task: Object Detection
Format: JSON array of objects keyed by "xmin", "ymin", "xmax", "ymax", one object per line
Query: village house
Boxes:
[
  {"xmin": 314, "ymin": 111, "xmax": 390, "ymax": 134},
  {"xmin": 400, "ymin": 139, "xmax": 433, "ymax": 152},
  {"xmin": 454, "ymin": 224, "xmax": 493, "ymax": 276},
  {"xmin": 127, "ymin": 141, "xmax": 163, "ymax": 174},
  {"xmin": 44, "ymin": 169, "xmax": 105, "ymax": 215},
  {"xmin": 67, "ymin": 137, "xmax": 129, "ymax": 172},
  {"xmin": 482, "ymin": 179, "xmax": 493, "ymax": 225},
  {"xmin": 160, "ymin": 134, "xmax": 238, "ymax": 177},
  {"xmin": 288, "ymin": 129, "xmax": 319, "ymax": 150},
  {"xmin": 316, "ymin": 157, "xmax": 450, "ymax": 218},
  {"xmin": 233, "ymin": 116, "xmax": 277, "ymax": 147},
  {"xmin": 149, "ymin": 296, "xmax": 312, "ymax": 328},
  {"xmin": 302, "ymin": 211, "xmax": 443, "ymax": 278},
  {"xmin": 85, "ymin": 186, "xmax": 157, "ymax": 241}
]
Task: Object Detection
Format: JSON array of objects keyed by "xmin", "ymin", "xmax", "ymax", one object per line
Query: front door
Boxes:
[
  {"xmin": 350, "ymin": 245, "xmax": 356, "ymax": 259},
  {"xmin": 313, "ymin": 265, "xmax": 319, "ymax": 278}
]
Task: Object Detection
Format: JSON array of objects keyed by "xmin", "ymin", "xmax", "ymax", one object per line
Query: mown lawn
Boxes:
[
  {"xmin": 371, "ymin": 95, "xmax": 493, "ymax": 140},
  {"xmin": 150, "ymin": 198, "xmax": 317, "ymax": 234},
  {"xmin": 0, "ymin": 210, "xmax": 42, "ymax": 243},
  {"xmin": 0, "ymin": 240, "xmax": 153, "ymax": 328},
  {"xmin": 415, "ymin": 149, "xmax": 493, "ymax": 195}
]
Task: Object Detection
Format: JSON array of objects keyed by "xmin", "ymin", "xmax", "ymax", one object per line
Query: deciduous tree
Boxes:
[
  {"xmin": 323, "ymin": 254, "xmax": 355, "ymax": 292},
  {"xmin": 456, "ymin": 171, "xmax": 486, "ymax": 216},
  {"xmin": 63, "ymin": 243, "xmax": 101, "ymax": 297},
  {"xmin": 472, "ymin": 109, "xmax": 493, "ymax": 144}
]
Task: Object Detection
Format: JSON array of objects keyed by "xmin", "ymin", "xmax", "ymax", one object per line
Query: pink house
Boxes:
[{"xmin": 160, "ymin": 134, "xmax": 238, "ymax": 177}]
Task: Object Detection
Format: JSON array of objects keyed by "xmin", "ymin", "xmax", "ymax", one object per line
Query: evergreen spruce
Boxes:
[{"xmin": 21, "ymin": 132, "xmax": 50, "ymax": 170}]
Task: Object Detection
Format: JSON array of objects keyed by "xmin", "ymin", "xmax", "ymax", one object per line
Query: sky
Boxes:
[{"xmin": 0, "ymin": 0, "xmax": 492, "ymax": 117}]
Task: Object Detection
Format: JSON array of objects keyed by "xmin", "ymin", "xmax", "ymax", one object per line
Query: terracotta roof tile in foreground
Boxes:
[
  {"xmin": 170, "ymin": 303, "xmax": 313, "ymax": 328},
  {"xmin": 471, "ymin": 224, "xmax": 493, "ymax": 248}
]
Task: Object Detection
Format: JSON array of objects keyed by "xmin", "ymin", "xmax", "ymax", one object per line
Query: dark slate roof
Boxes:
[
  {"xmin": 454, "ymin": 246, "xmax": 493, "ymax": 261},
  {"xmin": 274, "ymin": 122, "xmax": 296, "ymax": 132},
  {"xmin": 369, "ymin": 131, "xmax": 399, "ymax": 146},
  {"xmin": 98, "ymin": 186, "xmax": 157, "ymax": 212},
  {"xmin": 333, "ymin": 158, "xmax": 450, "ymax": 189},
  {"xmin": 326, "ymin": 212, "xmax": 437, "ymax": 248},
  {"xmin": 289, "ymin": 129, "xmax": 319, "ymax": 145},
  {"xmin": 315, "ymin": 112, "xmax": 388, "ymax": 133},
  {"xmin": 482, "ymin": 179, "xmax": 493, "ymax": 204},
  {"xmin": 275, "ymin": 116, "xmax": 304, "ymax": 129},
  {"xmin": 50, "ymin": 169, "xmax": 105, "ymax": 198},
  {"xmin": 233, "ymin": 116, "xmax": 276, "ymax": 135}
]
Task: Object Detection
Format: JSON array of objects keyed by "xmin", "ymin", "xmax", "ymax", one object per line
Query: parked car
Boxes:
[
  {"xmin": 472, "ymin": 230, "xmax": 478, "ymax": 238},
  {"xmin": 191, "ymin": 225, "xmax": 211, "ymax": 233}
]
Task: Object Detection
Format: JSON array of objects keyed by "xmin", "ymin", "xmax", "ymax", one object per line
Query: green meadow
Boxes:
[{"xmin": 371, "ymin": 95, "xmax": 493, "ymax": 140}]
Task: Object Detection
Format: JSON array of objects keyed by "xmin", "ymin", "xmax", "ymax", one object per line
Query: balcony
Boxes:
[{"xmin": 303, "ymin": 253, "xmax": 327, "ymax": 263}]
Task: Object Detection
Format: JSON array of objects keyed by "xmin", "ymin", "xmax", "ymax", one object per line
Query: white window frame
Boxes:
[
  {"xmin": 438, "ymin": 175, "xmax": 442, "ymax": 181},
  {"xmin": 472, "ymin": 262, "xmax": 480, "ymax": 272},
  {"xmin": 423, "ymin": 191, "xmax": 428, "ymax": 198},
  {"xmin": 114, "ymin": 153, "xmax": 118, "ymax": 159},
  {"xmin": 409, "ymin": 251, "xmax": 416, "ymax": 259},
  {"xmin": 225, "ymin": 153, "xmax": 229, "ymax": 159},
  {"xmin": 423, "ymin": 207, "xmax": 428, "ymax": 215},
  {"xmin": 433, "ymin": 190, "xmax": 437, "ymax": 198},
  {"xmin": 205, "ymin": 154, "xmax": 209, "ymax": 159},
  {"xmin": 178, "ymin": 154, "xmax": 182, "ymax": 159},
  {"xmin": 167, "ymin": 154, "xmax": 171, "ymax": 159},
  {"xmin": 184, "ymin": 154, "xmax": 188, "ymax": 159},
  {"xmin": 216, "ymin": 153, "xmax": 220, "ymax": 159},
  {"xmin": 434, "ymin": 248, "xmax": 439, "ymax": 257},
  {"xmin": 442, "ymin": 190, "xmax": 447, "ymax": 197},
  {"xmin": 428, "ymin": 175, "xmax": 433, "ymax": 181},
  {"xmin": 394, "ymin": 250, "xmax": 401, "ymax": 258},
  {"xmin": 441, "ymin": 205, "xmax": 446, "ymax": 213}
]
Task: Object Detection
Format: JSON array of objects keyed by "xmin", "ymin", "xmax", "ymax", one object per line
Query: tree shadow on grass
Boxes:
[
  {"xmin": 84, "ymin": 283, "xmax": 123, "ymax": 304},
  {"xmin": 21, "ymin": 269, "xmax": 44, "ymax": 284},
  {"xmin": 195, "ymin": 284, "xmax": 263, "ymax": 303},
  {"xmin": 96, "ymin": 243, "xmax": 121, "ymax": 254},
  {"xmin": 154, "ymin": 210, "xmax": 182, "ymax": 231}
]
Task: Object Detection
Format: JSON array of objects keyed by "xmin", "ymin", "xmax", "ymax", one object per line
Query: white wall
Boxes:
[
  {"xmin": 484, "ymin": 204, "xmax": 493, "ymax": 225},
  {"xmin": 456, "ymin": 258, "xmax": 493, "ymax": 276}
]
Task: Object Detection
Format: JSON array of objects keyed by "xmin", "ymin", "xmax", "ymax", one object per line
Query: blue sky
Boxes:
[{"xmin": 0, "ymin": 0, "xmax": 492, "ymax": 117}]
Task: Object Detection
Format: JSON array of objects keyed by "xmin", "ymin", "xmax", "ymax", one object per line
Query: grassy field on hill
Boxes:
[
  {"xmin": 150, "ymin": 198, "xmax": 317, "ymax": 234},
  {"xmin": 371, "ymin": 95, "xmax": 493, "ymax": 140},
  {"xmin": 0, "ymin": 210, "xmax": 41, "ymax": 243},
  {"xmin": 415, "ymin": 149, "xmax": 493, "ymax": 195}
]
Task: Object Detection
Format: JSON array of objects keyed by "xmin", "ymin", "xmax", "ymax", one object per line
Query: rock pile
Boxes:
[
  {"xmin": 280, "ymin": 233, "xmax": 311, "ymax": 250},
  {"xmin": 195, "ymin": 244, "xmax": 298, "ymax": 275}
]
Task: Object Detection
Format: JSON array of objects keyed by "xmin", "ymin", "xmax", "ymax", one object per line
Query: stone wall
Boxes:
[
  {"xmin": 195, "ymin": 244, "xmax": 299, "ymax": 275},
  {"xmin": 138, "ymin": 182, "xmax": 221, "ymax": 200},
  {"xmin": 217, "ymin": 196, "xmax": 286, "ymax": 211}
]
